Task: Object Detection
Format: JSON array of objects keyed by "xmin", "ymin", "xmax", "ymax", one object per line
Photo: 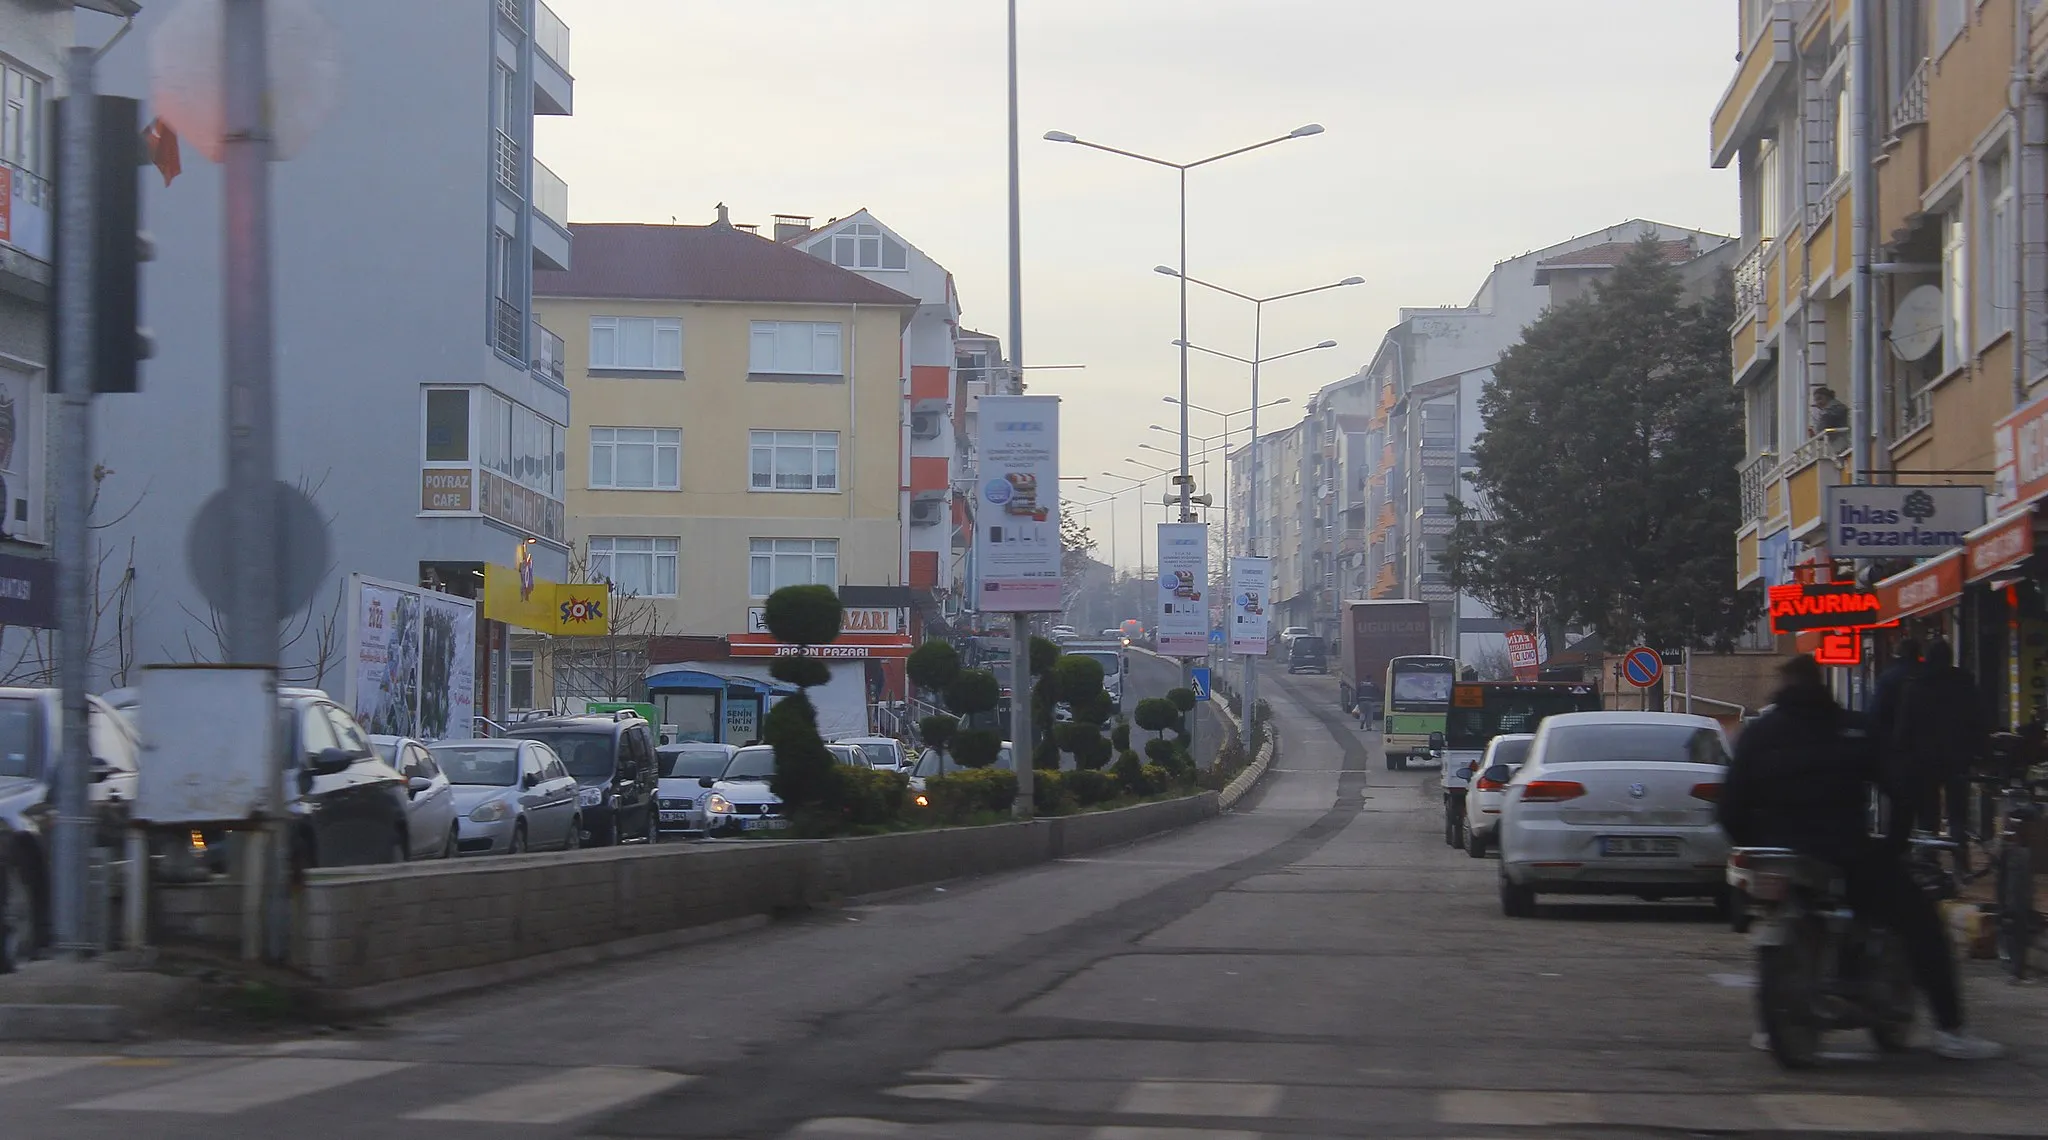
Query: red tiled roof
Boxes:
[
  {"xmin": 535, "ymin": 223, "xmax": 919, "ymax": 307},
  {"xmin": 1536, "ymin": 239, "xmax": 1699, "ymax": 271}
]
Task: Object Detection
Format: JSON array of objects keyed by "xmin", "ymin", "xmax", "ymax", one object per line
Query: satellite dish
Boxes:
[{"xmin": 1890, "ymin": 285, "xmax": 1945, "ymax": 362}]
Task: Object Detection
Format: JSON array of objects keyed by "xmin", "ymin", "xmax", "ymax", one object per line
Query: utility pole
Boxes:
[{"xmin": 1004, "ymin": 0, "xmax": 1032, "ymax": 817}]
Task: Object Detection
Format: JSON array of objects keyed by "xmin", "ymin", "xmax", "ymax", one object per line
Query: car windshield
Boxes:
[
  {"xmin": 430, "ymin": 745, "xmax": 521, "ymax": 786},
  {"xmin": 1543, "ymin": 723, "xmax": 1728, "ymax": 766},
  {"xmin": 512, "ymin": 730, "xmax": 614, "ymax": 778},
  {"xmin": 370, "ymin": 739, "xmax": 399, "ymax": 765},
  {"xmin": 658, "ymin": 747, "xmax": 730, "ymax": 779},
  {"xmin": 1489, "ymin": 737, "xmax": 1533, "ymax": 767},
  {"xmin": 1292, "ymin": 636, "xmax": 1325, "ymax": 655},
  {"xmin": 857, "ymin": 743, "xmax": 896, "ymax": 768},
  {"xmin": 725, "ymin": 746, "xmax": 777, "ymax": 781}
]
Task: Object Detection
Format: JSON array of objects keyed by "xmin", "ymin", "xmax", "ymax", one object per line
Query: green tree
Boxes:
[
  {"xmin": 763, "ymin": 585, "xmax": 844, "ymax": 821},
  {"xmin": 1441, "ymin": 237, "xmax": 1756, "ymax": 651}
]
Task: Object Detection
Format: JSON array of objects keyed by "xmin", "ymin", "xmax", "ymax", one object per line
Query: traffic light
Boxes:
[{"xmin": 50, "ymin": 94, "xmax": 153, "ymax": 394}]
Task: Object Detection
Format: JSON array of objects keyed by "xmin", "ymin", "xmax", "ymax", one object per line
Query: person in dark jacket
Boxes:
[
  {"xmin": 1720, "ymin": 654, "xmax": 2001, "ymax": 1059},
  {"xmin": 1869, "ymin": 638, "xmax": 1922, "ymax": 746},
  {"xmin": 1891, "ymin": 638, "xmax": 1989, "ymax": 861}
]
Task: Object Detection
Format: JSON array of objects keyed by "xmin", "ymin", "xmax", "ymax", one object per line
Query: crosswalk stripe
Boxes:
[
  {"xmin": 70, "ymin": 1057, "xmax": 411, "ymax": 1114},
  {"xmin": 0, "ymin": 1055, "xmax": 110, "ymax": 1088},
  {"xmin": 1115, "ymin": 1081, "xmax": 1282, "ymax": 1119},
  {"xmin": 790, "ymin": 1120, "xmax": 912, "ymax": 1137},
  {"xmin": 1438, "ymin": 1090, "xmax": 1602, "ymax": 1127},
  {"xmin": 403, "ymin": 1065, "xmax": 690, "ymax": 1124}
]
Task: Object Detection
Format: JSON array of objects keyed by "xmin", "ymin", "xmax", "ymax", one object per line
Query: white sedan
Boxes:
[
  {"xmin": 1460, "ymin": 733, "xmax": 1534, "ymax": 858},
  {"xmin": 1496, "ymin": 712, "xmax": 1731, "ymax": 917}
]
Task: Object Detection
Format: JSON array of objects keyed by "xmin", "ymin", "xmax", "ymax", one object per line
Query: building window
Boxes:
[
  {"xmin": 749, "ymin": 538, "xmax": 839, "ymax": 598},
  {"xmin": 748, "ymin": 321, "xmax": 843, "ymax": 376},
  {"xmin": 588, "ymin": 536, "xmax": 678, "ymax": 597},
  {"xmin": 749, "ymin": 430, "xmax": 839, "ymax": 492},
  {"xmin": 589, "ymin": 427, "xmax": 680, "ymax": 490},
  {"xmin": 424, "ymin": 389, "xmax": 471, "ymax": 463},
  {"xmin": 509, "ymin": 650, "xmax": 534, "ymax": 710},
  {"xmin": 1831, "ymin": 77, "xmax": 1849, "ymax": 184},
  {"xmin": 820, "ymin": 222, "xmax": 907, "ymax": 271},
  {"xmin": 479, "ymin": 390, "xmax": 565, "ymax": 499},
  {"xmin": 1981, "ymin": 146, "xmax": 2015, "ymax": 342},
  {"xmin": 0, "ymin": 63, "xmax": 43, "ymax": 175},
  {"xmin": 1757, "ymin": 139, "xmax": 1781, "ymax": 239},
  {"xmin": 1943, "ymin": 210, "xmax": 1968, "ymax": 372},
  {"xmin": 589, "ymin": 316, "xmax": 682, "ymax": 372}
]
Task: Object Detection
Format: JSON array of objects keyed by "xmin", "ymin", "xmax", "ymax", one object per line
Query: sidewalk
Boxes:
[{"xmin": 0, "ymin": 958, "xmax": 204, "ymax": 1042}]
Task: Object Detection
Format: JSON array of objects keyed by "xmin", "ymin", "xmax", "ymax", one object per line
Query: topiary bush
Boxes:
[
  {"xmin": 918, "ymin": 714, "xmax": 958, "ymax": 753},
  {"xmin": 907, "ymin": 639, "xmax": 961, "ymax": 692},
  {"xmin": 1134, "ymin": 697, "xmax": 1179, "ymax": 739},
  {"xmin": 1166, "ymin": 687, "xmax": 1197, "ymax": 715},
  {"xmin": 950, "ymin": 727, "xmax": 1003, "ymax": 769},
  {"xmin": 839, "ymin": 766, "xmax": 908, "ymax": 826},
  {"xmin": 1137, "ymin": 764, "xmax": 1171, "ymax": 796},
  {"xmin": 1029, "ymin": 635, "xmax": 1061, "ymax": 678},
  {"xmin": 1033, "ymin": 769, "xmax": 1074, "ymax": 815},
  {"xmin": 946, "ymin": 669, "xmax": 1002, "ymax": 720},
  {"xmin": 762, "ymin": 584, "xmax": 845, "ymax": 822},
  {"xmin": 1110, "ymin": 721, "xmax": 1131, "ymax": 752},
  {"xmin": 1064, "ymin": 767, "xmax": 1118, "ymax": 806},
  {"xmin": 1112, "ymin": 748, "xmax": 1144, "ymax": 792},
  {"xmin": 927, "ymin": 767, "xmax": 1017, "ymax": 820},
  {"xmin": 1144, "ymin": 738, "xmax": 1178, "ymax": 766}
]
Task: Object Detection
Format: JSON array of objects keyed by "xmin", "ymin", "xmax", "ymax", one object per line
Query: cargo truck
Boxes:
[{"xmin": 1337, "ymin": 599, "xmax": 1432, "ymax": 715}]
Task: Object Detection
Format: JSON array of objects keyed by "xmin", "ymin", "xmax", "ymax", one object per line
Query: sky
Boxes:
[{"xmin": 537, "ymin": 0, "xmax": 1739, "ymax": 573}]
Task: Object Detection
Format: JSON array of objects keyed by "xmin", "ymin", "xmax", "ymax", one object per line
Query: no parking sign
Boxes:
[{"xmin": 1622, "ymin": 646, "xmax": 1663, "ymax": 688}]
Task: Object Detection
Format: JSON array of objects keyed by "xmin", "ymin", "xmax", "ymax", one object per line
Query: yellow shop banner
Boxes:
[{"xmin": 483, "ymin": 563, "xmax": 612, "ymax": 635}]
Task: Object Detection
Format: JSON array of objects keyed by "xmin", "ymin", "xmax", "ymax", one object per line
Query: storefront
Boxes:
[
  {"xmin": 643, "ymin": 666, "xmax": 797, "ymax": 745},
  {"xmin": 1872, "ymin": 550, "xmax": 1964, "ymax": 698},
  {"xmin": 1963, "ymin": 505, "xmax": 2048, "ymax": 729}
]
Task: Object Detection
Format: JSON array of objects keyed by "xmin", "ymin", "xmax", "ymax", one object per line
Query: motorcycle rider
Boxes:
[{"xmin": 1720, "ymin": 653, "xmax": 2002, "ymax": 1060}]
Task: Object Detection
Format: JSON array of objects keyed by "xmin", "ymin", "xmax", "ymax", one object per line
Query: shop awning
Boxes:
[
  {"xmin": 645, "ymin": 666, "xmax": 797, "ymax": 694},
  {"xmin": 1964, "ymin": 504, "xmax": 2039, "ymax": 584},
  {"xmin": 1874, "ymin": 549, "xmax": 1964, "ymax": 624}
]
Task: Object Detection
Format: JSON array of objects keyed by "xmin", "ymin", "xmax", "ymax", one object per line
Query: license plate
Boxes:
[
  {"xmin": 659, "ymin": 810, "xmax": 687, "ymax": 823},
  {"xmin": 1600, "ymin": 835, "xmax": 1680, "ymax": 857},
  {"xmin": 743, "ymin": 817, "xmax": 789, "ymax": 831}
]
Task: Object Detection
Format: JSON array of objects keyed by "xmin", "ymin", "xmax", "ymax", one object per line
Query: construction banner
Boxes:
[{"xmin": 482, "ymin": 563, "xmax": 612, "ymax": 636}]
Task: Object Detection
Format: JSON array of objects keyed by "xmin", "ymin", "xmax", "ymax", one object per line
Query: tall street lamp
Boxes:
[
  {"xmin": 1098, "ymin": 470, "xmax": 1152, "ymax": 577},
  {"xmin": 1044, "ymin": 124, "xmax": 1324, "ymax": 533},
  {"xmin": 1173, "ymin": 337, "xmax": 1335, "ymax": 558}
]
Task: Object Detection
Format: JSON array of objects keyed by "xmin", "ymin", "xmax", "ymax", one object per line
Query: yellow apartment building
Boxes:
[
  {"xmin": 1715, "ymin": 0, "xmax": 2048, "ymax": 723},
  {"xmin": 532, "ymin": 210, "xmax": 919, "ymax": 740}
]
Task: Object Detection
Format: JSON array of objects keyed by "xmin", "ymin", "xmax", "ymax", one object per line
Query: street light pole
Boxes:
[{"xmin": 1004, "ymin": 0, "xmax": 1033, "ymax": 817}]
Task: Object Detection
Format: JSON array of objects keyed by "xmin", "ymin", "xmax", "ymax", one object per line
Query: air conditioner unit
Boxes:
[
  {"xmin": 909, "ymin": 500, "xmax": 939, "ymax": 525},
  {"xmin": 911, "ymin": 411, "xmax": 941, "ymax": 439}
]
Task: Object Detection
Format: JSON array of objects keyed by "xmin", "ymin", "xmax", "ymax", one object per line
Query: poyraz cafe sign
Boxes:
[{"xmin": 1825, "ymin": 484, "xmax": 1985, "ymax": 557}]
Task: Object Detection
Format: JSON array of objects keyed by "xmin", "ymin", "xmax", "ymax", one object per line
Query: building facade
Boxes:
[
  {"xmin": 535, "ymin": 215, "xmax": 917, "ymax": 741},
  {"xmin": 86, "ymin": 0, "xmax": 573, "ymax": 711}
]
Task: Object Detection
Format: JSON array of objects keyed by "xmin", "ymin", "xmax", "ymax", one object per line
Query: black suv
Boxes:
[
  {"xmin": 1287, "ymin": 634, "xmax": 1328, "ymax": 674},
  {"xmin": 506, "ymin": 712, "xmax": 659, "ymax": 846}
]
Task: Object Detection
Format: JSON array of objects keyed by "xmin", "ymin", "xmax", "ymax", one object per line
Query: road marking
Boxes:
[
  {"xmin": 1116, "ymin": 1080, "xmax": 1282, "ymax": 1118},
  {"xmin": 0, "ymin": 1055, "xmax": 111, "ymax": 1088},
  {"xmin": 884, "ymin": 1078, "xmax": 996, "ymax": 1102},
  {"xmin": 792, "ymin": 1120, "xmax": 910, "ymax": 1136},
  {"xmin": 1756, "ymin": 1094, "xmax": 1926, "ymax": 1133},
  {"xmin": 1438, "ymin": 1090, "xmax": 1602, "ymax": 1126},
  {"xmin": 71, "ymin": 1057, "xmax": 411, "ymax": 1114},
  {"xmin": 404, "ymin": 1065, "xmax": 690, "ymax": 1123},
  {"xmin": 1094, "ymin": 1129, "xmax": 1263, "ymax": 1140}
]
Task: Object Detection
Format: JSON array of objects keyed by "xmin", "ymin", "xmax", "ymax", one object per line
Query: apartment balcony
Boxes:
[
  {"xmin": 1733, "ymin": 239, "xmax": 1770, "ymax": 318},
  {"xmin": 910, "ymin": 365, "xmax": 950, "ymax": 411},
  {"xmin": 533, "ymin": 0, "xmax": 574, "ymax": 116},
  {"xmin": 1711, "ymin": 2, "xmax": 1794, "ymax": 168},
  {"xmin": 532, "ymin": 321, "xmax": 565, "ymax": 387},
  {"xmin": 492, "ymin": 297, "xmax": 523, "ymax": 360},
  {"xmin": 1737, "ymin": 450, "xmax": 1777, "ymax": 525},
  {"xmin": 1893, "ymin": 379, "xmax": 1931, "ymax": 441},
  {"xmin": 1781, "ymin": 429, "xmax": 1846, "ymax": 536},
  {"xmin": 1889, "ymin": 56, "xmax": 1928, "ymax": 136},
  {"xmin": 910, "ymin": 456, "xmax": 950, "ymax": 501},
  {"xmin": 531, "ymin": 159, "xmax": 570, "ymax": 272},
  {"xmin": 494, "ymin": 129, "xmax": 522, "ymax": 198}
]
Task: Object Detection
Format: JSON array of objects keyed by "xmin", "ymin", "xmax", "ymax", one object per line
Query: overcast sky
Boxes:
[{"xmin": 537, "ymin": 0, "xmax": 1737, "ymax": 572}]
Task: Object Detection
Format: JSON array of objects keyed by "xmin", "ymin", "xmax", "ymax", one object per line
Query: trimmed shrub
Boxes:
[
  {"xmin": 1110, "ymin": 720, "xmax": 1131, "ymax": 752},
  {"xmin": 763, "ymin": 692, "xmax": 841, "ymax": 819},
  {"xmin": 1052, "ymin": 654, "xmax": 1105, "ymax": 703},
  {"xmin": 765, "ymin": 583, "xmax": 843, "ymax": 646},
  {"xmin": 1064, "ymin": 767, "xmax": 1118, "ymax": 806},
  {"xmin": 1033, "ymin": 769, "xmax": 1075, "ymax": 815},
  {"xmin": 1137, "ymin": 764, "xmax": 1171, "ymax": 796},
  {"xmin": 1134, "ymin": 697, "xmax": 1178, "ymax": 738},
  {"xmin": 1143, "ymin": 738, "xmax": 1178, "ymax": 766},
  {"xmin": 950, "ymin": 727, "xmax": 1003, "ymax": 769},
  {"xmin": 1029, "ymin": 635, "xmax": 1062, "ymax": 678},
  {"xmin": 840, "ymin": 766, "xmax": 908, "ymax": 826},
  {"xmin": 927, "ymin": 767, "xmax": 1018, "ymax": 819},
  {"xmin": 946, "ymin": 669, "xmax": 1003, "ymax": 719},
  {"xmin": 1166, "ymin": 687, "xmax": 1197, "ymax": 714},
  {"xmin": 770, "ymin": 655, "xmax": 830, "ymax": 689},
  {"xmin": 1112, "ymin": 748, "xmax": 1144, "ymax": 792},
  {"xmin": 918, "ymin": 714, "xmax": 958, "ymax": 752},
  {"xmin": 907, "ymin": 640, "xmax": 961, "ymax": 692}
]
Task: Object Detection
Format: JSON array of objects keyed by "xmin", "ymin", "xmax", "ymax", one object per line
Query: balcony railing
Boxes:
[
  {"xmin": 1787, "ymin": 427, "xmax": 1847, "ymax": 473},
  {"xmin": 533, "ymin": 159, "xmax": 568, "ymax": 229},
  {"xmin": 1738, "ymin": 450, "xmax": 1776, "ymax": 523},
  {"xmin": 1890, "ymin": 56, "xmax": 1929, "ymax": 134},
  {"xmin": 535, "ymin": 0, "xmax": 571, "ymax": 69},
  {"xmin": 498, "ymin": 0, "xmax": 523, "ymax": 30},
  {"xmin": 532, "ymin": 322, "xmax": 565, "ymax": 385},
  {"xmin": 1733, "ymin": 238, "xmax": 1770, "ymax": 315},
  {"xmin": 1894, "ymin": 380, "xmax": 1932, "ymax": 440},
  {"xmin": 494, "ymin": 130, "xmax": 522, "ymax": 197},
  {"xmin": 493, "ymin": 298, "xmax": 523, "ymax": 359}
]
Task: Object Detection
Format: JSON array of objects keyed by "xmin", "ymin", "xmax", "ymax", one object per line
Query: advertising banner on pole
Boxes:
[
  {"xmin": 346, "ymin": 574, "xmax": 476, "ymax": 742},
  {"xmin": 973, "ymin": 394, "xmax": 1062, "ymax": 612},
  {"xmin": 1156, "ymin": 522, "xmax": 1210, "ymax": 656},
  {"xmin": 1229, "ymin": 555, "xmax": 1271, "ymax": 655}
]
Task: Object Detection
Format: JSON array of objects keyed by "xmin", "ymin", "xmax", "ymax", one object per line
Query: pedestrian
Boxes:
[
  {"xmin": 1720, "ymin": 653, "xmax": 2002, "ymax": 1060},
  {"xmin": 1891, "ymin": 638, "xmax": 1989, "ymax": 865},
  {"xmin": 1812, "ymin": 386, "xmax": 1850, "ymax": 434},
  {"xmin": 1869, "ymin": 638, "xmax": 1922, "ymax": 745}
]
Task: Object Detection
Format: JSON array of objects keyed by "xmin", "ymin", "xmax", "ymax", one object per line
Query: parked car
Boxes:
[
  {"xmin": 1278, "ymin": 626, "xmax": 1309, "ymax": 649},
  {"xmin": 369, "ymin": 735, "xmax": 460, "ymax": 859},
  {"xmin": 505, "ymin": 711, "xmax": 661, "ymax": 846},
  {"xmin": 0, "ymin": 689, "xmax": 140, "ymax": 967},
  {"xmin": 655, "ymin": 742, "xmax": 735, "ymax": 837},
  {"xmin": 827, "ymin": 743, "xmax": 869, "ymax": 768},
  {"xmin": 1459, "ymin": 734, "xmax": 1534, "ymax": 858},
  {"xmin": 907, "ymin": 742, "xmax": 1016, "ymax": 804},
  {"xmin": 696, "ymin": 745, "xmax": 789, "ymax": 835},
  {"xmin": 1496, "ymin": 712, "xmax": 1731, "ymax": 918},
  {"xmin": 1286, "ymin": 634, "xmax": 1328, "ymax": 674},
  {"xmin": 429, "ymin": 738, "xmax": 582, "ymax": 855},
  {"xmin": 275, "ymin": 689, "xmax": 415, "ymax": 872},
  {"xmin": 837, "ymin": 736, "xmax": 909, "ymax": 773}
]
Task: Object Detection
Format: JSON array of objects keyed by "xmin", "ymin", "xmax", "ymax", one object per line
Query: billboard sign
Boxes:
[
  {"xmin": 346, "ymin": 574, "xmax": 476, "ymax": 742},
  {"xmin": 1825, "ymin": 484, "xmax": 1985, "ymax": 558},
  {"xmin": 973, "ymin": 395, "xmax": 1062, "ymax": 612},
  {"xmin": 1228, "ymin": 556, "xmax": 1270, "ymax": 655},
  {"xmin": 1505, "ymin": 629, "xmax": 1540, "ymax": 681},
  {"xmin": 1156, "ymin": 522, "xmax": 1209, "ymax": 656}
]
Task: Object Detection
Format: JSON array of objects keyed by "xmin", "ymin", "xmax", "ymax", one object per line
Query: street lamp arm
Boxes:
[
  {"xmin": 1185, "ymin": 129, "xmax": 1317, "ymax": 169},
  {"xmin": 1175, "ymin": 340, "xmax": 1254, "ymax": 366},
  {"xmin": 1170, "ymin": 270, "xmax": 1258, "ymax": 305},
  {"xmin": 1051, "ymin": 135, "xmax": 1183, "ymax": 169},
  {"xmin": 1261, "ymin": 340, "xmax": 1338, "ymax": 364},
  {"xmin": 1266, "ymin": 277, "xmax": 1366, "ymax": 303}
]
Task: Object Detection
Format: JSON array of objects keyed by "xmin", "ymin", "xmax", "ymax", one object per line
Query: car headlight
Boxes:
[
  {"xmin": 913, "ymin": 793, "xmax": 930, "ymax": 808},
  {"xmin": 469, "ymin": 799, "xmax": 511, "ymax": 823},
  {"xmin": 704, "ymin": 793, "xmax": 734, "ymax": 815},
  {"xmin": 577, "ymin": 785, "xmax": 605, "ymax": 808}
]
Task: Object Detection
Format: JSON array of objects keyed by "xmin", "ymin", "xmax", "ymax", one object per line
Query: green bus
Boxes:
[{"xmin": 1384, "ymin": 654, "xmax": 1457, "ymax": 769}]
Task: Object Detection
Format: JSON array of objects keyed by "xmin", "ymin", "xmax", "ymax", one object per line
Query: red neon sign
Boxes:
[
  {"xmin": 1768, "ymin": 583, "xmax": 1884, "ymax": 634},
  {"xmin": 1813, "ymin": 630, "xmax": 1863, "ymax": 667}
]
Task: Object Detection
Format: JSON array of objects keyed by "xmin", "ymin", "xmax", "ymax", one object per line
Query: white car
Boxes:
[
  {"xmin": 907, "ymin": 741, "xmax": 1015, "ymax": 804},
  {"xmin": 1459, "ymin": 733, "xmax": 1534, "ymax": 858},
  {"xmin": 655, "ymin": 742, "xmax": 735, "ymax": 836},
  {"xmin": 697, "ymin": 745, "xmax": 790, "ymax": 834},
  {"xmin": 1496, "ymin": 712, "xmax": 1730, "ymax": 917},
  {"xmin": 838, "ymin": 736, "xmax": 909, "ymax": 772},
  {"xmin": 1279, "ymin": 626, "xmax": 1309, "ymax": 648}
]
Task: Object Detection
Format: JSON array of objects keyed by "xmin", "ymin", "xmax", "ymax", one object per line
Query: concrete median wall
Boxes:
[{"xmin": 156, "ymin": 791, "xmax": 1219, "ymax": 1006}]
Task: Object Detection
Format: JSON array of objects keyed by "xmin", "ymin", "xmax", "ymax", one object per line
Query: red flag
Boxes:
[{"xmin": 144, "ymin": 118, "xmax": 180, "ymax": 187}]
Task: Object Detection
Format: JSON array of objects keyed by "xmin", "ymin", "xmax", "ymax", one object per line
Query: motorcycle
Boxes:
[{"xmin": 1727, "ymin": 846, "xmax": 1917, "ymax": 1069}]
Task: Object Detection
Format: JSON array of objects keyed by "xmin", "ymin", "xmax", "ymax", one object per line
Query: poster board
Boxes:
[{"xmin": 346, "ymin": 573, "xmax": 476, "ymax": 741}]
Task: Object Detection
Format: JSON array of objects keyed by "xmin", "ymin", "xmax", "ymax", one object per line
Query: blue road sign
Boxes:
[
  {"xmin": 1190, "ymin": 666, "xmax": 1212, "ymax": 701},
  {"xmin": 1622, "ymin": 646, "xmax": 1663, "ymax": 688},
  {"xmin": 1209, "ymin": 627, "xmax": 1225, "ymax": 647}
]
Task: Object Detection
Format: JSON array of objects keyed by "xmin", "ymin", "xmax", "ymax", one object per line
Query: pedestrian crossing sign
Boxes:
[{"xmin": 1190, "ymin": 667, "xmax": 1211, "ymax": 701}]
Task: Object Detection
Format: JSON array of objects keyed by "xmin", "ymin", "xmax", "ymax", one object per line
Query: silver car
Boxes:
[
  {"xmin": 428, "ymin": 739, "xmax": 583, "ymax": 855},
  {"xmin": 836, "ymin": 736, "xmax": 909, "ymax": 773},
  {"xmin": 655, "ymin": 742, "xmax": 735, "ymax": 837},
  {"xmin": 369, "ymin": 734, "xmax": 460, "ymax": 859}
]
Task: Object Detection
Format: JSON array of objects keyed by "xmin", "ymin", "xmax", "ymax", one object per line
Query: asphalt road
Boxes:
[{"xmin": 5, "ymin": 666, "xmax": 2048, "ymax": 1138}]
